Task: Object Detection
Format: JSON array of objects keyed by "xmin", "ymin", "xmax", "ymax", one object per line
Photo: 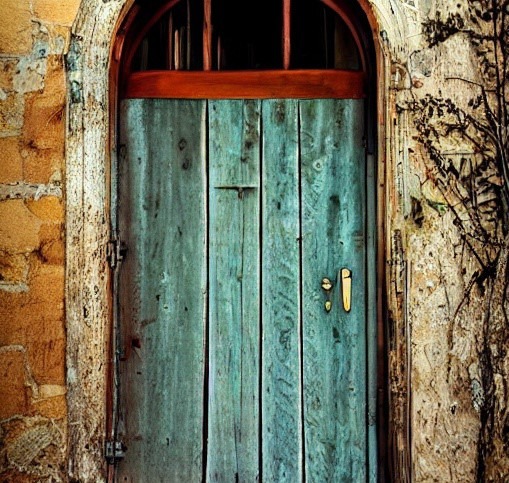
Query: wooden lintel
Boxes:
[{"xmin": 124, "ymin": 70, "xmax": 366, "ymax": 99}]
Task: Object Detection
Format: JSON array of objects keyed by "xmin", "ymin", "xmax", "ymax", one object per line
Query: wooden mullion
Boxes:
[
  {"xmin": 168, "ymin": 11, "xmax": 174, "ymax": 69},
  {"xmin": 186, "ymin": 0, "xmax": 191, "ymax": 69},
  {"xmin": 203, "ymin": 0, "xmax": 212, "ymax": 70},
  {"xmin": 283, "ymin": 0, "xmax": 291, "ymax": 69}
]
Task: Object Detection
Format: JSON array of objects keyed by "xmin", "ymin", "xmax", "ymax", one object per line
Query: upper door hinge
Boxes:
[
  {"xmin": 105, "ymin": 440, "xmax": 126, "ymax": 465},
  {"xmin": 107, "ymin": 239, "xmax": 127, "ymax": 269}
]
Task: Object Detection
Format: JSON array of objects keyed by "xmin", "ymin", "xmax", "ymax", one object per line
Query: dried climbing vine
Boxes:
[{"xmin": 408, "ymin": 0, "xmax": 509, "ymax": 479}]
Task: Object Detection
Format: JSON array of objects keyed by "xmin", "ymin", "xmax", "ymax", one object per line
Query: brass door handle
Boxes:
[{"xmin": 340, "ymin": 268, "xmax": 352, "ymax": 312}]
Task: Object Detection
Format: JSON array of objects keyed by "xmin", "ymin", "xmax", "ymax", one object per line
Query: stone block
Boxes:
[
  {"xmin": 28, "ymin": 258, "xmax": 64, "ymax": 316},
  {"xmin": 0, "ymin": 290, "xmax": 24, "ymax": 343},
  {"xmin": 28, "ymin": 335, "xmax": 66, "ymax": 385},
  {"xmin": 0, "ymin": 93, "xmax": 24, "ymax": 136},
  {"xmin": 33, "ymin": 393, "xmax": 66, "ymax": 419},
  {"xmin": 0, "ymin": 2, "xmax": 32, "ymax": 55},
  {"xmin": 21, "ymin": 56, "xmax": 65, "ymax": 183},
  {"xmin": 0, "ymin": 257, "xmax": 65, "ymax": 384},
  {"xmin": 0, "ymin": 259, "xmax": 63, "ymax": 332},
  {"xmin": 22, "ymin": 58, "xmax": 65, "ymax": 150},
  {"xmin": 0, "ymin": 349, "xmax": 31, "ymax": 419},
  {"xmin": 23, "ymin": 259, "xmax": 65, "ymax": 384},
  {"xmin": 34, "ymin": 0, "xmax": 81, "ymax": 27},
  {"xmin": 21, "ymin": 147, "xmax": 63, "ymax": 184},
  {"xmin": 0, "ymin": 136, "xmax": 23, "ymax": 183},
  {"xmin": 39, "ymin": 222, "xmax": 64, "ymax": 265},
  {"xmin": 0, "ymin": 200, "xmax": 41, "ymax": 253},
  {"xmin": 26, "ymin": 196, "xmax": 64, "ymax": 222},
  {"xmin": 0, "ymin": 251, "xmax": 29, "ymax": 284}
]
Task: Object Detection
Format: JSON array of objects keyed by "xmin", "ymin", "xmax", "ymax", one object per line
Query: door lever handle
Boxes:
[{"xmin": 340, "ymin": 268, "xmax": 352, "ymax": 312}]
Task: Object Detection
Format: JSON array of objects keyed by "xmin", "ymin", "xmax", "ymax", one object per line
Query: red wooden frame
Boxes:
[{"xmin": 125, "ymin": 69, "xmax": 366, "ymax": 99}]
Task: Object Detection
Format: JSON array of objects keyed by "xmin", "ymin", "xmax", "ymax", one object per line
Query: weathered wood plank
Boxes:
[
  {"xmin": 117, "ymin": 99, "xmax": 207, "ymax": 482},
  {"xmin": 366, "ymin": 152, "xmax": 378, "ymax": 483},
  {"xmin": 207, "ymin": 99, "xmax": 261, "ymax": 482},
  {"xmin": 261, "ymin": 99, "xmax": 302, "ymax": 482},
  {"xmin": 300, "ymin": 99, "xmax": 367, "ymax": 481},
  {"xmin": 65, "ymin": 5, "xmax": 125, "ymax": 477}
]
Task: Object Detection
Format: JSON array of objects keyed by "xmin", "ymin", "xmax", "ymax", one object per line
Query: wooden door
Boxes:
[{"xmin": 117, "ymin": 97, "xmax": 369, "ymax": 482}]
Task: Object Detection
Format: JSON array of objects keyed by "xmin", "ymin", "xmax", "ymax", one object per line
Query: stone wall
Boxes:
[{"xmin": 0, "ymin": 0, "xmax": 79, "ymax": 480}]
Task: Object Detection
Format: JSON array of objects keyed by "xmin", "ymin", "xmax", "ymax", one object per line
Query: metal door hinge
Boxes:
[
  {"xmin": 107, "ymin": 239, "xmax": 127, "ymax": 269},
  {"xmin": 105, "ymin": 440, "xmax": 126, "ymax": 464}
]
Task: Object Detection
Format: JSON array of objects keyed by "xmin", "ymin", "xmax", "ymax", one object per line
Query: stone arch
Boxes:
[{"xmin": 65, "ymin": 0, "xmax": 407, "ymax": 479}]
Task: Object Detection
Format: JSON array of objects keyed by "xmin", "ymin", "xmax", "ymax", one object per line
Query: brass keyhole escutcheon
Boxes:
[{"xmin": 321, "ymin": 277, "xmax": 333, "ymax": 312}]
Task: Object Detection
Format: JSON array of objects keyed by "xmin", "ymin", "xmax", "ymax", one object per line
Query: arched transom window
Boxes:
[{"xmin": 117, "ymin": 0, "xmax": 368, "ymax": 99}]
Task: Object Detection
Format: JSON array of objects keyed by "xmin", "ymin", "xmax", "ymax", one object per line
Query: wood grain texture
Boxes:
[
  {"xmin": 65, "ymin": 3, "xmax": 127, "ymax": 478},
  {"xmin": 115, "ymin": 98, "xmax": 372, "ymax": 481},
  {"xmin": 366, "ymin": 152, "xmax": 378, "ymax": 483},
  {"xmin": 261, "ymin": 99, "xmax": 302, "ymax": 482},
  {"xmin": 117, "ymin": 99, "xmax": 207, "ymax": 482},
  {"xmin": 124, "ymin": 70, "xmax": 366, "ymax": 99},
  {"xmin": 203, "ymin": 0, "xmax": 211, "ymax": 70},
  {"xmin": 300, "ymin": 99, "xmax": 367, "ymax": 481},
  {"xmin": 207, "ymin": 100, "xmax": 261, "ymax": 482}
]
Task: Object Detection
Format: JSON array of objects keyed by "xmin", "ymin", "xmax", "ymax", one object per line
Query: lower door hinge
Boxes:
[
  {"xmin": 105, "ymin": 440, "xmax": 126, "ymax": 464},
  {"xmin": 107, "ymin": 239, "xmax": 127, "ymax": 269}
]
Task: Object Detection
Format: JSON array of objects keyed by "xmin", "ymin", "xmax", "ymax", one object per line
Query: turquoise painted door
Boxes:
[{"xmin": 117, "ymin": 98, "xmax": 371, "ymax": 482}]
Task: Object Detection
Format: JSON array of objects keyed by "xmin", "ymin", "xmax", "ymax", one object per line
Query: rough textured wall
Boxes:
[
  {"xmin": 0, "ymin": 0, "xmax": 79, "ymax": 480},
  {"xmin": 386, "ymin": 0, "xmax": 509, "ymax": 481}
]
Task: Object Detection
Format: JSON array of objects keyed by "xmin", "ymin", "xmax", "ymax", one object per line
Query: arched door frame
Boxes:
[{"xmin": 65, "ymin": 0, "xmax": 408, "ymax": 480}]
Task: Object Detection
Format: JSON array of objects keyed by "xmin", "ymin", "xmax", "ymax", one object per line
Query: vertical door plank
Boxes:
[
  {"xmin": 118, "ymin": 99, "xmax": 207, "ymax": 482},
  {"xmin": 366, "ymin": 152, "xmax": 378, "ymax": 483},
  {"xmin": 261, "ymin": 99, "xmax": 302, "ymax": 482},
  {"xmin": 300, "ymin": 99, "xmax": 367, "ymax": 481},
  {"xmin": 208, "ymin": 100, "xmax": 261, "ymax": 482}
]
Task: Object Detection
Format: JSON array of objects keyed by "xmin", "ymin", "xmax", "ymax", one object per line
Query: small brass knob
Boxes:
[
  {"xmin": 321, "ymin": 277, "xmax": 333, "ymax": 291},
  {"xmin": 321, "ymin": 277, "xmax": 333, "ymax": 312}
]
